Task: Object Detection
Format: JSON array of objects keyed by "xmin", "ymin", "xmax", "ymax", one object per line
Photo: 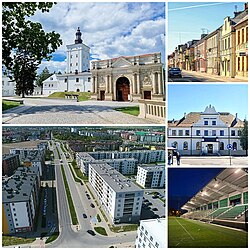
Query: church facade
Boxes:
[
  {"xmin": 91, "ymin": 53, "xmax": 164, "ymax": 102},
  {"xmin": 168, "ymin": 105, "xmax": 246, "ymax": 156}
]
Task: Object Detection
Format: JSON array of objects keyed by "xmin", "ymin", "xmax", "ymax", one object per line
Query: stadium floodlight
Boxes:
[{"xmin": 234, "ymin": 169, "xmax": 241, "ymax": 174}]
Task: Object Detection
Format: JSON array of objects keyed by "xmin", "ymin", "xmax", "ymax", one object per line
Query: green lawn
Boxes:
[
  {"xmin": 2, "ymin": 236, "xmax": 36, "ymax": 247},
  {"xmin": 2, "ymin": 100, "xmax": 21, "ymax": 111},
  {"xmin": 168, "ymin": 217, "xmax": 248, "ymax": 248},
  {"xmin": 109, "ymin": 224, "xmax": 138, "ymax": 233},
  {"xmin": 114, "ymin": 106, "xmax": 139, "ymax": 116},
  {"xmin": 45, "ymin": 232, "xmax": 59, "ymax": 244},
  {"xmin": 94, "ymin": 227, "xmax": 108, "ymax": 236},
  {"xmin": 48, "ymin": 92, "xmax": 91, "ymax": 101}
]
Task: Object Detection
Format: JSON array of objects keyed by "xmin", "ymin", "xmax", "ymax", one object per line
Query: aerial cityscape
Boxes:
[{"xmin": 2, "ymin": 126, "xmax": 166, "ymax": 248}]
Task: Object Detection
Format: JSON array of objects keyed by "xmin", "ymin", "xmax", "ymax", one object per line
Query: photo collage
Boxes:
[{"xmin": 2, "ymin": 1, "xmax": 248, "ymax": 248}]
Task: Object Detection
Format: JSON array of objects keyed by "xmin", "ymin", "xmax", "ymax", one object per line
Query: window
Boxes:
[
  {"xmin": 88, "ymin": 77, "xmax": 91, "ymax": 82},
  {"xmin": 204, "ymin": 130, "xmax": 208, "ymax": 136},
  {"xmin": 155, "ymin": 242, "xmax": 159, "ymax": 248},
  {"xmin": 242, "ymin": 28, "xmax": 244, "ymax": 43},
  {"xmin": 70, "ymin": 63, "xmax": 72, "ymax": 66},
  {"xmin": 204, "ymin": 121, "xmax": 208, "ymax": 125},
  {"xmin": 231, "ymin": 130, "xmax": 235, "ymax": 136},
  {"xmin": 233, "ymin": 142, "xmax": 237, "ymax": 150},
  {"xmin": 220, "ymin": 142, "xmax": 224, "ymax": 150},
  {"xmin": 76, "ymin": 54, "xmax": 78, "ymax": 58},
  {"xmin": 172, "ymin": 141, "xmax": 178, "ymax": 149},
  {"xmin": 76, "ymin": 63, "xmax": 78, "ymax": 66},
  {"xmin": 183, "ymin": 141, "xmax": 188, "ymax": 150},
  {"xmin": 196, "ymin": 142, "xmax": 201, "ymax": 150},
  {"xmin": 196, "ymin": 130, "xmax": 201, "ymax": 136},
  {"xmin": 172, "ymin": 130, "xmax": 176, "ymax": 136},
  {"xmin": 212, "ymin": 121, "xmax": 216, "ymax": 125},
  {"xmin": 185, "ymin": 130, "xmax": 190, "ymax": 136},
  {"xmin": 64, "ymin": 78, "xmax": 67, "ymax": 83},
  {"xmin": 237, "ymin": 30, "xmax": 240, "ymax": 45},
  {"xmin": 76, "ymin": 78, "xmax": 79, "ymax": 82},
  {"xmin": 212, "ymin": 130, "xmax": 216, "ymax": 136},
  {"xmin": 238, "ymin": 130, "xmax": 242, "ymax": 136},
  {"xmin": 70, "ymin": 55, "xmax": 72, "ymax": 58},
  {"xmin": 145, "ymin": 230, "xmax": 148, "ymax": 235},
  {"xmin": 178, "ymin": 130, "xmax": 183, "ymax": 136},
  {"xmin": 220, "ymin": 130, "xmax": 224, "ymax": 136},
  {"xmin": 150, "ymin": 236, "xmax": 153, "ymax": 241}
]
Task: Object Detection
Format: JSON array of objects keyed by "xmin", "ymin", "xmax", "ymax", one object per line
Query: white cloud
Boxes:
[{"xmin": 29, "ymin": 2, "xmax": 165, "ymax": 73}]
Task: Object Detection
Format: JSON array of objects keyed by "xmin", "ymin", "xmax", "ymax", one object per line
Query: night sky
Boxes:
[{"xmin": 168, "ymin": 168, "xmax": 223, "ymax": 210}]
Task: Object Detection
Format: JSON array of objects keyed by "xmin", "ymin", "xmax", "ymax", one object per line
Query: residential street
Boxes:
[
  {"xmin": 168, "ymin": 70, "xmax": 247, "ymax": 82},
  {"xmin": 2, "ymin": 98, "xmax": 157, "ymax": 124}
]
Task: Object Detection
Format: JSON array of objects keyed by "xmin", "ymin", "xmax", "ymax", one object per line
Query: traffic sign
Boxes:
[{"xmin": 227, "ymin": 144, "xmax": 232, "ymax": 150}]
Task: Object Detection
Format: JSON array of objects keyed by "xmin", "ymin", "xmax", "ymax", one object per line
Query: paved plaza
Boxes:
[
  {"xmin": 169, "ymin": 156, "xmax": 248, "ymax": 166},
  {"xmin": 2, "ymin": 98, "xmax": 158, "ymax": 124}
]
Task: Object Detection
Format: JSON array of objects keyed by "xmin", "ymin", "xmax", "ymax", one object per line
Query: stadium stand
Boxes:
[{"xmin": 181, "ymin": 168, "xmax": 248, "ymax": 230}]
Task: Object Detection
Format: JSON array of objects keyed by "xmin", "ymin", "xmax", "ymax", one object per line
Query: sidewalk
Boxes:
[{"xmin": 182, "ymin": 70, "xmax": 248, "ymax": 82}]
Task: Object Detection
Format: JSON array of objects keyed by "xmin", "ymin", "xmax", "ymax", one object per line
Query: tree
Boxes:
[
  {"xmin": 240, "ymin": 120, "xmax": 248, "ymax": 156},
  {"xmin": 36, "ymin": 67, "xmax": 53, "ymax": 95},
  {"xmin": 2, "ymin": 2, "xmax": 62, "ymax": 97}
]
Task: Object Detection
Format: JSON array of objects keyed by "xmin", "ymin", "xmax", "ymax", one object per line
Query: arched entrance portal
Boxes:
[{"xmin": 116, "ymin": 77, "xmax": 130, "ymax": 101}]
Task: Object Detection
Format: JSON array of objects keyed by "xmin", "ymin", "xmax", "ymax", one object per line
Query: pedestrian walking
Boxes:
[
  {"xmin": 168, "ymin": 152, "xmax": 172, "ymax": 165},
  {"xmin": 176, "ymin": 152, "xmax": 181, "ymax": 165}
]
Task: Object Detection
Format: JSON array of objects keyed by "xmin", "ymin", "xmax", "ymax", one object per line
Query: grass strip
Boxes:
[
  {"xmin": 2, "ymin": 100, "xmax": 21, "ymax": 111},
  {"xmin": 48, "ymin": 92, "xmax": 91, "ymax": 101},
  {"xmin": 94, "ymin": 227, "xmax": 108, "ymax": 236},
  {"xmin": 45, "ymin": 232, "xmax": 59, "ymax": 244},
  {"xmin": 109, "ymin": 224, "xmax": 138, "ymax": 233},
  {"xmin": 114, "ymin": 106, "xmax": 139, "ymax": 116},
  {"xmin": 68, "ymin": 163, "xmax": 81, "ymax": 183},
  {"xmin": 97, "ymin": 214, "xmax": 102, "ymax": 222},
  {"xmin": 99, "ymin": 208, "xmax": 108, "ymax": 222},
  {"xmin": 2, "ymin": 236, "xmax": 35, "ymax": 247},
  {"xmin": 60, "ymin": 165, "xmax": 78, "ymax": 225}
]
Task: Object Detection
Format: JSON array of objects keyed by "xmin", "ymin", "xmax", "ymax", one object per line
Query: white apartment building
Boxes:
[
  {"xmin": 76, "ymin": 152, "xmax": 137, "ymax": 176},
  {"xmin": 168, "ymin": 105, "xmax": 246, "ymax": 156},
  {"xmin": 88, "ymin": 150, "xmax": 165, "ymax": 163},
  {"xmin": 2, "ymin": 75, "xmax": 16, "ymax": 96},
  {"xmin": 89, "ymin": 163, "xmax": 144, "ymax": 223},
  {"xmin": 135, "ymin": 218, "xmax": 166, "ymax": 248},
  {"xmin": 2, "ymin": 166, "xmax": 40, "ymax": 234},
  {"xmin": 136, "ymin": 164, "xmax": 165, "ymax": 188}
]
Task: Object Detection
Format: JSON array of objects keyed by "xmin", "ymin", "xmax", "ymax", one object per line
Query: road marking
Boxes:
[{"xmin": 175, "ymin": 218, "xmax": 194, "ymax": 240}]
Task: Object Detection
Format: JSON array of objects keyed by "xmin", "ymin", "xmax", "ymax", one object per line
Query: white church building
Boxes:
[
  {"xmin": 43, "ymin": 27, "xmax": 92, "ymax": 96},
  {"xmin": 168, "ymin": 105, "xmax": 246, "ymax": 156}
]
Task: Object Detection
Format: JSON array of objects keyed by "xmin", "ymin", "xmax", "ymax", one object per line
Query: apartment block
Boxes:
[
  {"xmin": 136, "ymin": 164, "xmax": 165, "ymax": 188},
  {"xmin": 2, "ymin": 154, "xmax": 20, "ymax": 177},
  {"xmin": 135, "ymin": 218, "xmax": 166, "ymax": 248},
  {"xmin": 89, "ymin": 163, "xmax": 144, "ymax": 223},
  {"xmin": 2, "ymin": 166, "xmax": 40, "ymax": 234}
]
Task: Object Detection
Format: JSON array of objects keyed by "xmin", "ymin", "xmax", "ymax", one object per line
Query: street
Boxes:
[
  {"xmin": 48, "ymin": 141, "xmax": 138, "ymax": 248},
  {"xmin": 2, "ymin": 98, "xmax": 156, "ymax": 124},
  {"xmin": 168, "ymin": 70, "xmax": 247, "ymax": 82}
]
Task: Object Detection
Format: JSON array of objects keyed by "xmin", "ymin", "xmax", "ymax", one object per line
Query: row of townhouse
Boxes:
[
  {"xmin": 168, "ymin": 3, "xmax": 248, "ymax": 80},
  {"xmin": 2, "ymin": 166, "xmax": 41, "ymax": 235}
]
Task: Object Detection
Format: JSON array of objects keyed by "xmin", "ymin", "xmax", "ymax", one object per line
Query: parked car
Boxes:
[
  {"xmin": 143, "ymin": 199, "xmax": 149, "ymax": 203},
  {"xmin": 87, "ymin": 230, "xmax": 96, "ymax": 236},
  {"xmin": 152, "ymin": 207, "xmax": 158, "ymax": 211},
  {"xmin": 90, "ymin": 203, "xmax": 95, "ymax": 208},
  {"xmin": 82, "ymin": 214, "xmax": 87, "ymax": 218},
  {"xmin": 168, "ymin": 67, "xmax": 182, "ymax": 78}
]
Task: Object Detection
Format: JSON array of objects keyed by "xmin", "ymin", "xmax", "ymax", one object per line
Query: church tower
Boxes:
[{"xmin": 66, "ymin": 27, "xmax": 90, "ymax": 74}]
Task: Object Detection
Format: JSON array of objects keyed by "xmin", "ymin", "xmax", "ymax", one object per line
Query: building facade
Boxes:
[
  {"xmin": 88, "ymin": 163, "xmax": 144, "ymax": 223},
  {"xmin": 194, "ymin": 35, "xmax": 207, "ymax": 73},
  {"xmin": 136, "ymin": 165, "xmax": 165, "ymax": 188},
  {"xmin": 43, "ymin": 28, "xmax": 91, "ymax": 96},
  {"xmin": 91, "ymin": 53, "xmax": 164, "ymax": 102},
  {"xmin": 2, "ymin": 166, "xmax": 40, "ymax": 234},
  {"xmin": 135, "ymin": 218, "xmax": 166, "ymax": 248},
  {"xmin": 2, "ymin": 154, "xmax": 20, "ymax": 177},
  {"xmin": 168, "ymin": 105, "xmax": 245, "ymax": 156},
  {"xmin": 235, "ymin": 15, "xmax": 248, "ymax": 80}
]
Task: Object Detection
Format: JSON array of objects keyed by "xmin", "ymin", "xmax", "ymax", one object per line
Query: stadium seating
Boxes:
[
  {"xmin": 217, "ymin": 204, "xmax": 248, "ymax": 220},
  {"xmin": 206, "ymin": 207, "xmax": 230, "ymax": 219}
]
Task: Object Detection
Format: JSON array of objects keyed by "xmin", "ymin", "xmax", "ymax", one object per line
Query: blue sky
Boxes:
[
  {"xmin": 168, "ymin": 84, "xmax": 248, "ymax": 120},
  {"xmin": 168, "ymin": 2, "xmax": 246, "ymax": 53},
  {"xmin": 27, "ymin": 2, "xmax": 165, "ymax": 74}
]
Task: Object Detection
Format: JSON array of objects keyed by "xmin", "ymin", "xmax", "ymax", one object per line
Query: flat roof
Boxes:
[
  {"xmin": 139, "ymin": 164, "xmax": 165, "ymax": 171},
  {"xmin": 2, "ymin": 166, "xmax": 39, "ymax": 203},
  {"xmin": 90, "ymin": 163, "xmax": 143, "ymax": 193}
]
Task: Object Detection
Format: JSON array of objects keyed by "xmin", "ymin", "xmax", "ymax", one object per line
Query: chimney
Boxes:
[
  {"xmin": 172, "ymin": 119, "xmax": 175, "ymax": 124},
  {"xmin": 235, "ymin": 113, "xmax": 238, "ymax": 121},
  {"xmin": 245, "ymin": 3, "xmax": 248, "ymax": 10},
  {"xmin": 184, "ymin": 112, "xmax": 187, "ymax": 119}
]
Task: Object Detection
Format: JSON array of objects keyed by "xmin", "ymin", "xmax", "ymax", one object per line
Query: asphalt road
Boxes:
[
  {"xmin": 168, "ymin": 72, "xmax": 223, "ymax": 82},
  {"xmin": 49, "ymin": 141, "xmax": 137, "ymax": 248},
  {"xmin": 2, "ymin": 98, "xmax": 156, "ymax": 124}
]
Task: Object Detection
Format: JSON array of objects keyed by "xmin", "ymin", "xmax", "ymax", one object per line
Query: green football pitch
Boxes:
[{"xmin": 168, "ymin": 217, "xmax": 248, "ymax": 248}]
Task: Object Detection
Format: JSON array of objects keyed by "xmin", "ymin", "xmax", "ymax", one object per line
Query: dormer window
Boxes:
[
  {"xmin": 212, "ymin": 121, "xmax": 216, "ymax": 125},
  {"xmin": 204, "ymin": 121, "xmax": 208, "ymax": 125}
]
